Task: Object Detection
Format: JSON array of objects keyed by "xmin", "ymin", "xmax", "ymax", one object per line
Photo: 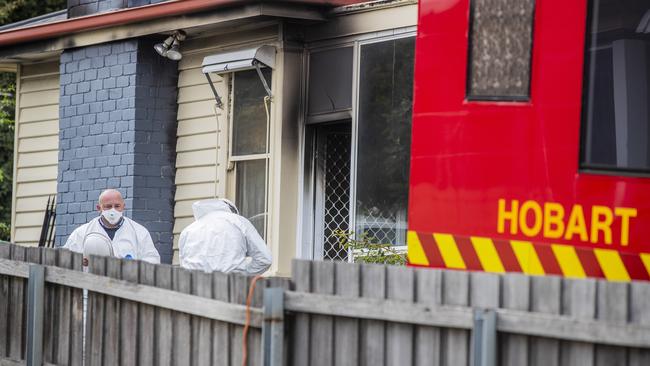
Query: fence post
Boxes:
[
  {"xmin": 26, "ymin": 264, "xmax": 45, "ymax": 366},
  {"xmin": 262, "ymin": 287, "xmax": 285, "ymax": 366},
  {"xmin": 472, "ymin": 308, "xmax": 496, "ymax": 366}
]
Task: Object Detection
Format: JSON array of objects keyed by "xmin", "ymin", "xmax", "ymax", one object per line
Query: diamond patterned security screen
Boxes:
[{"xmin": 322, "ymin": 130, "xmax": 351, "ymax": 261}]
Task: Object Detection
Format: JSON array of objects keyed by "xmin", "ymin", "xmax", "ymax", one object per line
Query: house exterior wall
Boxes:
[
  {"xmin": 172, "ymin": 26, "xmax": 279, "ymax": 264},
  {"xmin": 8, "ymin": 0, "xmax": 417, "ymax": 272},
  {"xmin": 269, "ymin": 46, "xmax": 302, "ymax": 276},
  {"xmin": 11, "ymin": 60, "xmax": 60, "ymax": 246},
  {"xmin": 171, "ymin": 3, "xmax": 419, "ymax": 272},
  {"xmin": 56, "ymin": 39, "xmax": 178, "ymax": 263}
]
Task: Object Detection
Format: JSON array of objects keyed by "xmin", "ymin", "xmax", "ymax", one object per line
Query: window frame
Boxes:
[
  {"xmin": 465, "ymin": 0, "xmax": 537, "ymax": 102},
  {"xmin": 228, "ymin": 68, "xmax": 273, "ymax": 238},
  {"xmin": 354, "ymin": 32, "xmax": 416, "ymax": 251},
  {"xmin": 306, "ymin": 45, "xmax": 355, "ymax": 119},
  {"xmin": 578, "ymin": 0, "xmax": 650, "ymax": 176},
  {"xmin": 300, "ymin": 28, "xmax": 417, "ymax": 260},
  {"xmin": 228, "ymin": 68, "xmax": 272, "ymax": 162}
]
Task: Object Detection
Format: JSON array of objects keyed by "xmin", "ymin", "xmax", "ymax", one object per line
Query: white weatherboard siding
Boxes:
[
  {"xmin": 173, "ymin": 26, "xmax": 279, "ymax": 263},
  {"xmin": 12, "ymin": 60, "xmax": 60, "ymax": 246}
]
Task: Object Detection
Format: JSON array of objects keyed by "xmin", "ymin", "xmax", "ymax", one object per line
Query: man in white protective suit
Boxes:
[
  {"xmin": 62, "ymin": 189, "xmax": 161, "ymax": 264},
  {"xmin": 179, "ymin": 198, "xmax": 272, "ymax": 275}
]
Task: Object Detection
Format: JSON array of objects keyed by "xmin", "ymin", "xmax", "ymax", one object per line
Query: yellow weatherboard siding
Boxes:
[
  {"xmin": 470, "ymin": 237, "xmax": 505, "ymax": 273},
  {"xmin": 407, "ymin": 231, "xmax": 429, "ymax": 266},
  {"xmin": 172, "ymin": 28, "xmax": 278, "ymax": 264},
  {"xmin": 551, "ymin": 244, "xmax": 586, "ymax": 279},
  {"xmin": 12, "ymin": 61, "xmax": 60, "ymax": 246},
  {"xmin": 594, "ymin": 249, "xmax": 631, "ymax": 282},
  {"xmin": 433, "ymin": 233, "xmax": 466, "ymax": 269}
]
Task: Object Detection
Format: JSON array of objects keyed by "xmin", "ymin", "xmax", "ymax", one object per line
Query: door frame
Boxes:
[
  {"xmin": 296, "ymin": 26, "xmax": 417, "ymax": 260},
  {"xmin": 302, "ymin": 121, "xmax": 352, "ymax": 261}
]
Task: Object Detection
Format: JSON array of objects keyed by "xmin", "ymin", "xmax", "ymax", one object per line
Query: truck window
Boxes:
[
  {"xmin": 581, "ymin": 0, "xmax": 650, "ymax": 173},
  {"xmin": 466, "ymin": 0, "xmax": 535, "ymax": 101}
]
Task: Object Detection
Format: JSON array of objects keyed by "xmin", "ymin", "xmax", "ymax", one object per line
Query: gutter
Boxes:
[{"xmin": 0, "ymin": 0, "xmax": 363, "ymax": 48}]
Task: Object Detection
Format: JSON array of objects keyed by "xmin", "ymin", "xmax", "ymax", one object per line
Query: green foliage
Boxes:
[
  {"xmin": 0, "ymin": 0, "xmax": 66, "ymax": 25},
  {"xmin": 334, "ymin": 229, "xmax": 406, "ymax": 266},
  {"xmin": 0, "ymin": 222, "xmax": 9, "ymax": 241},
  {"xmin": 0, "ymin": 73, "xmax": 14, "ymax": 225},
  {"xmin": 0, "ymin": 0, "xmax": 67, "ymax": 239}
]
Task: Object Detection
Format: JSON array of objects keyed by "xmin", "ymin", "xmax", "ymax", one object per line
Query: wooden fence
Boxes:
[
  {"xmin": 288, "ymin": 260, "xmax": 650, "ymax": 366},
  {"xmin": 0, "ymin": 243, "xmax": 291, "ymax": 366},
  {"xmin": 0, "ymin": 242, "xmax": 649, "ymax": 366}
]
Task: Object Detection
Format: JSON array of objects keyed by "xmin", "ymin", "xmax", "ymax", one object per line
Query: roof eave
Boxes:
[{"xmin": 0, "ymin": 0, "xmax": 363, "ymax": 48}]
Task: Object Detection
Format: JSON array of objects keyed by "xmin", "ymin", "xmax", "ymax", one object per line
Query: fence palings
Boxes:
[
  {"xmin": 138, "ymin": 261, "xmax": 156, "ymax": 366},
  {"xmin": 120, "ymin": 259, "xmax": 139, "ymax": 366},
  {"xmin": 191, "ymin": 271, "xmax": 213, "ymax": 366},
  {"xmin": 414, "ymin": 268, "xmax": 442, "ymax": 366},
  {"xmin": 86, "ymin": 256, "xmax": 105, "ymax": 366},
  {"xmin": 69, "ymin": 252, "xmax": 84, "ymax": 366},
  {"xmin": 0, "ymin": 244, "xmax": 11, "ymax": 360},
  {"xmin": 154, "ymin": 264, "xmax": 173, "ymax": 366},
  {"xmin": 8, "ymin": 245, "xmax": 26, "ymax": 361},
  {"xmin": 334, "ymin": 261, "xmax": 359, "ymax": 366},
  {"xmin": 212, "ymin": 271, "xmax": 230, "ymax": 366},
  {"xmin": 0, "ymin": 243, "xmax": 649, "ymax": 366},
  {"xmin": 41, "ymin": 248, "xmax": 56, "ymax": 364},
  {"xmin": 287, "ymin": 259, "xmax": 650, "ymax": 366}
]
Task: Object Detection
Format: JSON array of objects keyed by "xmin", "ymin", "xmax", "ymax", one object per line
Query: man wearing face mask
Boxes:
[{"xmin": 61, "ymin": 189, "xmax": 161, "ymax": 264}]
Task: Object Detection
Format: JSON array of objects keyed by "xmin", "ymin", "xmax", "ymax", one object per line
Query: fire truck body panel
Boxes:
[{"xmin": 408, "ymin": 0, "xmax": 650, "ymax": 280}]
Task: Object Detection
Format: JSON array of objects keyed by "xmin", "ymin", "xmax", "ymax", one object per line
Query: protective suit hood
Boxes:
[
  {"xmin": 180, "ymin": 199, "xmax": 271, "ymax": 275},
  {"xmin": 192, "ymin": 199, "xmax": 238, "ymax": 221}
]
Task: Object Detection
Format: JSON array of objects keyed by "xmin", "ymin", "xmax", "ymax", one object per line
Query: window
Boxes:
[
  {"xmin": 581, "ymin": 0, "xmax": 650, "ymax": 173},
  {"xmin": 467, "ymin": 0, "xmax": 535, "ymax": 100},
  {"xmin": 308, "ymin": 47, "xmax": 353, "ymax": 115},
  {"xmin": 303, "ymin": 34, "xmax": 415, "ymax": 260},
  {"xmin": 231, "ymin": 68, "xmax": 272, "ymax": 236},
  {"xmin": 355, "ymin": 36, "xmax": 415, "ymax": 247}
]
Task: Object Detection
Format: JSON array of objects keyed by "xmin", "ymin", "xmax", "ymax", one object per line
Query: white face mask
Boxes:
[{"xmin": 101, "ymin": 208, "xmax": 123, "ymax": 225}]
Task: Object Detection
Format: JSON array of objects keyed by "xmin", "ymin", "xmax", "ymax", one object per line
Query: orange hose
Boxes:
[{"xmin": 242, "ymin": 275, "xmax": 263, "ymax": 366}]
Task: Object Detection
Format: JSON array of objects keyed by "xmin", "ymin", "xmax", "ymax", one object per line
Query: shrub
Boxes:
[{"xmin": 334, "ymin": 229, "xmax": 406, "ymax": 265}]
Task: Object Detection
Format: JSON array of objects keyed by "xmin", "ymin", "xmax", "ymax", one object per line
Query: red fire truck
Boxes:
[{"xmin": 407, "ymin": 0, "xmax": 650, "ymax": 281}]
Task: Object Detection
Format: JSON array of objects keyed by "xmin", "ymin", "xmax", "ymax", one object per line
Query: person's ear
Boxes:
[{"xmin": 96, "ymin": 204, "xmax": 102, "ymax": 212}]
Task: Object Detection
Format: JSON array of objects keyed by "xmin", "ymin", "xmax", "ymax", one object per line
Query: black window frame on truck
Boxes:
[{"xmin": 580, "ymin": 0, "xmax": 650, "ymax": 176}]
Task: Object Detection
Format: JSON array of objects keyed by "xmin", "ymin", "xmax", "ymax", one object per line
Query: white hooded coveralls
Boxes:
[
  {"xmin": 62, "ymin": 217, "xmax": 161, "ymax": 264},
  {"xmin": 179, "ymin": 199, "xmax": 272, "ymax": 275}
]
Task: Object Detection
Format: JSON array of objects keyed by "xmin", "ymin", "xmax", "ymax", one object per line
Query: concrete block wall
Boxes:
[
  {"xmin": 130, "ymin": 38, "xmax": 178, "ymax": 263},
  {"xmin": 57, "ymin": 39, "xmax": 178, "ymax": 263}
]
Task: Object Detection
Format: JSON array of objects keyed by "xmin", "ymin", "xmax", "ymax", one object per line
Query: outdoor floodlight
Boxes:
[
  {"xmin": 166, "ymin": 39, "xmax": 183, "ymax": 61},
  {"xmin": 154, "ymin": 30, "xmax": 186, "ymax": 60},
  {"xmin": 154, "ymin": 36, "xmax": 173, "ymax": 57}
]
